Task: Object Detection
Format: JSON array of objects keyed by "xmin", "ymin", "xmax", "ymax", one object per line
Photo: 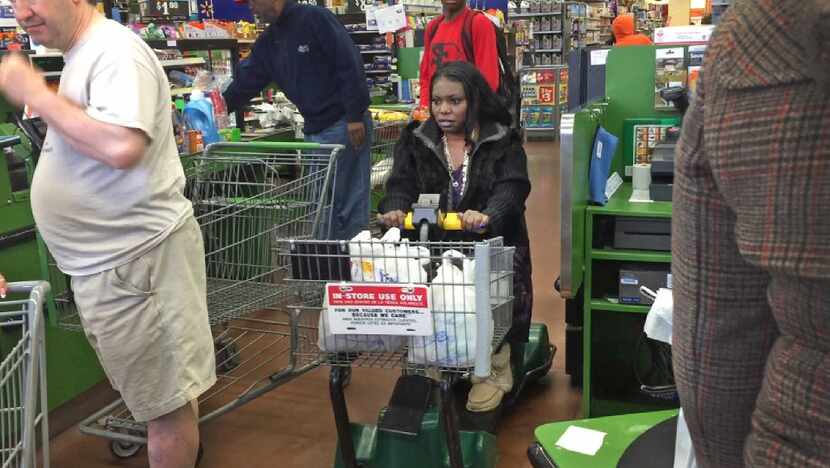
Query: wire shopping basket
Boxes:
[
  {"xmin": 369, "ymin": 121, "xmax": 407, "ymax": 218},
  {"xmin": 284, "ymin": 234, "xmax": 515, "ymax": 377},
  {"xmin": 1, "ymin": 281, "xmax": 50, "ymax": 468}
]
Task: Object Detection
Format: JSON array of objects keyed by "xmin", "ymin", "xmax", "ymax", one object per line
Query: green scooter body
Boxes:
[
  {"xmin": 334, "ymin": 409, "xmax": 498, "ymax": 468},
  {"xmin": 333, "ymin": 323, "xmax": 554, "ymax": 468}
]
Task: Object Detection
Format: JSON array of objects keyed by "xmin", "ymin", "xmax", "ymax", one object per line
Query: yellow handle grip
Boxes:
[
  {"xmin": 403, "ymin": 212, "xmax": 415, "ymax": 230},
  {"xmin": 440, "ymin": 212, "xmax": 463, "ymax": 231}
]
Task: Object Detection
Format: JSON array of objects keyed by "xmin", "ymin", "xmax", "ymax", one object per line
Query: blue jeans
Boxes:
[{"xmin": 305, "ymin": 113, "xmax": 372, "ymax": 240}]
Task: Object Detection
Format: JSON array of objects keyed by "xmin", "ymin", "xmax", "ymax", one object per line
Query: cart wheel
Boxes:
[
  {"xmin": 110, "ymin": 440, "xmax": 142, "ymax": 459},
  {"xmin": 215, "ymin": 338, "xmax": 241, "ymax": 373}
]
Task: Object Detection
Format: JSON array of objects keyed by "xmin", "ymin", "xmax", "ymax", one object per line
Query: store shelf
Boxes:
[
  {"xmin": 512, "ymin": 11, "xmax": 562, "ymax": 18},
  {"xmin": 525, "ymin": 127, "xmax": 557, "ymax": 132},
  {"xmin": 365, "ymin": 69, "xmax": 393, "ymax": 74},
  {"xmin": 521, "ymin": 65, "xmax": 565, "ymax": 70},
  {"xmin": 238, "ymin": 39, "xmax": 256, "ymax": 44},
  {"xmin": 360, "ymin": 49, "xmax": 393, "ymax": 55},
  {"xmin": 590, "ymin": 299, "xmax": 650, "ymax": 314},
  {"xmin": 533, "ymin": 30, "xmax": 562, "ymax": 34},
  {"xmin": 587, "ymin": 184, "xmax": 672, "ymax": 218},
  {"xmin": 591, "ymin": 248, "xmax": 672, "ymax": 263},
  {"xmin": 404, "ymin": 4, "xmax": 443, "ymax": 13},
  {"xmin": 532, "ymin": 48, "xmax": 562, "ymax": 53},
  {"xmin": 160, "ymin": 57, "xmax": 206, "ymax": 68},
  {"xmin": 349, "ymin": 30, "xmax": 382, "ymax": 35},
  {"xmin": 0, "ymin": 18, "xmax": 18, "ymax": 28}
]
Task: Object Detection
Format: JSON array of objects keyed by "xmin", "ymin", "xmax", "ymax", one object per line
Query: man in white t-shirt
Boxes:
[{"xmin": 0, "ymin": 0, "xmax": 215, "ymax": 466}]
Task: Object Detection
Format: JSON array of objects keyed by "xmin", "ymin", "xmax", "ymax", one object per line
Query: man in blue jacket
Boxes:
[{"xmin": 224, "ymin": 0, "xmax": 371, "ymax": 240}]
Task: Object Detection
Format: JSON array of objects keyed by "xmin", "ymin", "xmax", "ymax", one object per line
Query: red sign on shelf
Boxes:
[{"xmin": 538, "ymin": 86, "xmax": 555, "ymax": 104}]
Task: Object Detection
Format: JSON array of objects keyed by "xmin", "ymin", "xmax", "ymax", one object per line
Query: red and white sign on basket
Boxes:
[{"xmin": 326, "ymin": 283, "xmax": 434, "ymax": 336}]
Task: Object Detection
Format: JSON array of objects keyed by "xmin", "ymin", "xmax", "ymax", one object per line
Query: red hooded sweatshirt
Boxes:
[{"xmin": 612, "ymin": 15, "xmax": 654, "ymax": 47}]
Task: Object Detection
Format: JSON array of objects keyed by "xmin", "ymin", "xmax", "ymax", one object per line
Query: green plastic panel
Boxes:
[
  {"xmin": 587, "ymin": 183, "xmax": 673, "ymax": 218},
  {"xmin": 334, "ymin": 408, "xmax": 498, "ymax": 468},
  {"xmin": 604, "ymin": 46, "xmax": 683, "ymax": 177},
  {"xmin": 591, "ymin": 249, "xmax": 672, "ymax": 263},
  {"xmin": 534, "ymin": 410, "xmax": 678, "ymax": 467},
  {"xmin": 0, "ymin": 124, "xmax": 106, "ymax": 410},
  {"xmin": 563, "ymin": 103, "xmax": 606, "ymax": 297},
  {"xmin": 589, "ymin": 299, "xmax": 650, "ymax": 315},
  {"xmin": 397, "ymin": 47, "xmax": 423, "ymax": 81}
]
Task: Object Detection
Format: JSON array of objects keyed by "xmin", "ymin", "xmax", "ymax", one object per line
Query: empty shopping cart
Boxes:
[
  {"xmin": 78, "ymin": 141, "xmax": 342, "ymax": 459},
  {"xmin": 1, "ymin": 281, "xmax": 51, "ymax": 468}
]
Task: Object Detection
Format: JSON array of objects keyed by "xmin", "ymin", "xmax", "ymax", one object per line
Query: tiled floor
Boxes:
[{"xmin": 47, "ymin": 140, "xmax": 582, "ymax": 467}]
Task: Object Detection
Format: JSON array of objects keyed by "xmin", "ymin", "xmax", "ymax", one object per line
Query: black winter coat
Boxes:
[{"xmin": 378, "ymin": 119, "xmax": 531, "ymax": 248}]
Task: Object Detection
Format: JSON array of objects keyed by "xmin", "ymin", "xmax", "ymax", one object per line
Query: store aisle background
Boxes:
[{"xmin": 47, "ymin": 140, "xmax": 581, "ymax": 467}]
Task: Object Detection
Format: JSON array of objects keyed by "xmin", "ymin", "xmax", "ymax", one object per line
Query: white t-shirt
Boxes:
[{"xmin": 31, "ymin": 18, "xmax": 192, "ymax": 276}]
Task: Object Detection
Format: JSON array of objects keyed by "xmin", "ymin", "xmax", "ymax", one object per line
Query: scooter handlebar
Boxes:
[{"xmin": 403, "ymin": 211, "xmax": 464, "ymax": 231}]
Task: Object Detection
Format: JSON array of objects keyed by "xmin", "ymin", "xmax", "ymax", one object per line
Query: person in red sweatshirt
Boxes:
[
  {"xmin": 418, "ymin": 0, "xmax": 500, "ymax": 109},
  {"xmin": 612, "ymin": 15, "xmax": 653, "ymax": 47}
]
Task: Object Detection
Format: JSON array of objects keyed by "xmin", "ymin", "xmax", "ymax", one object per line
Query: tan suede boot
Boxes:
[{"xmin": 466, "ymin": 345, "xmax": 513, "ymax": 412}]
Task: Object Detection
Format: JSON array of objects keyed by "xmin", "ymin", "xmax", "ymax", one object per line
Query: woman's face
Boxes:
[{"xmin": 431, "ymin": 78, "xmax": 468, "ymax": 135}]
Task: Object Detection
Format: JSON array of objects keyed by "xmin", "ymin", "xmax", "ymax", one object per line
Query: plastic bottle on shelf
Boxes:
[
  {"xmin": 192, "ymin": 70, "xmax": 231, "ymax": 130},
  {"xmin": 183, "ymin": 89, "xmax": 222, "ymax": 150}
]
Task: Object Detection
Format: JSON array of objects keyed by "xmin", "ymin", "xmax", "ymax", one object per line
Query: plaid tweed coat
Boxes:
[{"xmin": 673, "ymin": 1, "xmax": 830, "ymax": 467}]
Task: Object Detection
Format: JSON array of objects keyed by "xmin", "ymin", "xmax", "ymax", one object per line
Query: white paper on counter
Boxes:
[{"xmin": 555, "ymin": 425, "xmax": 607, "ymax": 456}]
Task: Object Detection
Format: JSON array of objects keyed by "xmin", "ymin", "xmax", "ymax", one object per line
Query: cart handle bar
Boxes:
[
  {"xmin": 7, "ymin": 281, "xmax": 51, "ymax": 297},
  {"xmin": 205, "ymin": 141, "xmax": 345, "ymax": 152}
]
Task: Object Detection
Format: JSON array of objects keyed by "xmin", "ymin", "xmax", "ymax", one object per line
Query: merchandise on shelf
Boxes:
[
  {"xmin": 0, "ymin": 29, "xmax": 29, "ymax": 50},
  {"xmin": 520, "ymin": 68, "xmax": 556, "ymax": 129}
]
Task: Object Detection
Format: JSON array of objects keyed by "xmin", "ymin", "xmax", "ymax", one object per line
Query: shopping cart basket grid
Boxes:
[{"xmin": 1, "ymin": 281, "xmax": 51, "ymax": 468}]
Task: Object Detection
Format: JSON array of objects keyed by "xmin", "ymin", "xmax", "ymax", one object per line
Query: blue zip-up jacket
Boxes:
[{"xmin": 223, "ymin": 1, "xmax": 369, "ymax": 134}]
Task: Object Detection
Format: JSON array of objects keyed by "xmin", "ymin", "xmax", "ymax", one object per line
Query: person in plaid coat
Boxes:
[{"xmin": 673, "ymin": 0, "xmax": 830, "ymax": 467}]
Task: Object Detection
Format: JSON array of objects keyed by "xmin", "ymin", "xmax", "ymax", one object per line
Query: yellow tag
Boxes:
[{"xmin": 361, "ymin": 261, "xmax": 374, "ymax": 275}]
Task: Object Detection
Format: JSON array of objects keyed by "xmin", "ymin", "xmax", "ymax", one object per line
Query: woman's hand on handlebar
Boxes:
[
  {"xmin": 0, "ymin": 273, "xmax": 7, "ymax": 298},
  {"xmin": 379, "ymin": 210, "xmax": 406, "ymax": 228},
  {"xmin": 461, "ymin": 210, "xmax": 489, "ymax": 234}
]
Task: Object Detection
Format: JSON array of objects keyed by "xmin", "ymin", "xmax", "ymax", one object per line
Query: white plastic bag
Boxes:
[
  {"xmin": 674, "ymin": 409, "xmax": 698, "ymax": 468},
  {"xmin": 409, "ymin": 250, "xmax": 491, "ymax": 367},
  {"xmin": 642, "ymin": 288, "xmax": 697, "ymax": 468},
  {"xmin": 317, "ymin": 229, "xmax": 428, "ymax": 353},
  {"xmin": 644, "ymin": 288, "xmax": 673, "ymax": 345}
]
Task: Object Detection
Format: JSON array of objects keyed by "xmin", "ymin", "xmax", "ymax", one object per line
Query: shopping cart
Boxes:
[
  {"xmin": 284, "ymin": 231, "xmax": 515, "ymax": 468},
  {"xmin": 78, "ymin": 142, "xmax": 342, "ymax": 459},
  {"xmin": 369, "ymin": 121, "xmax": 407, "ymax": 218},
  {"xmin": 1, "ymin": 281, "xmax": 51, "ymax": 468}
]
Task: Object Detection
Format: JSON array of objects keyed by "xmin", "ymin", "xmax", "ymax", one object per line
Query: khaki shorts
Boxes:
[{"xmin": 72, "ymin": 216, "xmax": 217, "ymax": 422}]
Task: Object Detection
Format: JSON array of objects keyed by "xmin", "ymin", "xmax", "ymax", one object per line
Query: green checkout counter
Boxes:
[{"xmin": 533, "ymin": 44, "xmax": 703, "ymax": 467}]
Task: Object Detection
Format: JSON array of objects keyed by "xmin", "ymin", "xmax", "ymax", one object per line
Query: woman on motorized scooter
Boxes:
[{"xmin": 378, "ymin": 61, "xmax": 532, "ymax": 413}]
